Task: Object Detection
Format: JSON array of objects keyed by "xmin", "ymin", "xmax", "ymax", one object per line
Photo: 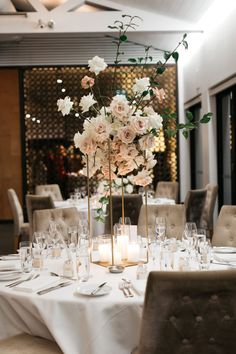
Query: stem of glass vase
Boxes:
[{"xmin": 108, "ymin": 139, "xmax": 114, "ymax": 265}]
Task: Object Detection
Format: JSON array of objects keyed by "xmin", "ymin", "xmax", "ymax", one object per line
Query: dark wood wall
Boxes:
[{"xmin": 0, "ymin": 69, "xmax": 22, "ymax": 220}]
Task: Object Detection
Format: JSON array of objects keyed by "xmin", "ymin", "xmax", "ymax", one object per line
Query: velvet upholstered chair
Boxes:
[
  {"xmin": 137, "ymin": 204, "xmax": 185, "ymax": 240},
  {"xmin": 33, "ymin": 207, "xmax": 80, "ymax": 238},
  {"xmin": 0, "ymin": 333, "xmax": 63, "ymax": 354},
  {"xmin": 105, "ymin": 194, "xmax": 143, "ymax": 233},
  {"xmin": 134, "ymin": 270, "xmax": 236, "ymax": 354},
  {"xmin": 200, "ymin": 183, "xmax": 218, "ymax": 239},
  {"xmin": 26, "ymin": 195, "xmax": 55, "ymax": 239},
  {"xmin": 212, "ymin": 205, "xmax": 236, "ymax": 247},
  {"xmin": 35, "ymin": 184, "xmax": 63, "ymax": 201},
  {"xmin": 184, "ymin": 189, "xmax": 207, "ymax": 229},
  {"xmin": 155, "ymin": 181, "xmax": 179, "ymax": 203},
  {"xmin": 7, "ymin": 189, "xmax": 29, "ymax": 250}
]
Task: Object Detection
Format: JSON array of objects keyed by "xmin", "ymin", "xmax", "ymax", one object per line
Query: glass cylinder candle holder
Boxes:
[{"xmin": 98, "ymin": 235, "xmax": 112, "ymax": 263}]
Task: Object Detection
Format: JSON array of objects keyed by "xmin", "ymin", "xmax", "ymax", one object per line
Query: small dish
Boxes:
[
  {"xmin": 213, "ymin": 247, "xmax": 236, "ymax": 254},
  {"xmin": 76, "ymin": 283, "xmax": 112, "ymax": 297}
]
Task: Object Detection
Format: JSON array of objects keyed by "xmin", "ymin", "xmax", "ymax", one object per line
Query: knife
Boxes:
[
  {"xmin": 37, "ymin": 281, "xmax": 72, "ymax": 295},
  {"xmin": 90, "ymin": 282, "xmax": 107, "ymax": 296}
]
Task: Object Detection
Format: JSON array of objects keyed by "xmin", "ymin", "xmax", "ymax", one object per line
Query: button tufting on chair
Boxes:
[
  {"xmin": 209, "ymin": 337, "xmax": 215, "ymax": 344},
  {"xmin": 182, "ymin": 338, "xmax": 189, "ymax": 345},
  {"xmin": 196, "ymin": 315, "xmax": 203, "ymax": 322}
]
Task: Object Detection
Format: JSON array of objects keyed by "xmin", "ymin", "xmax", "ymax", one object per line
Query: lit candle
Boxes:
[
  {"xmin": 117, "ymin": 235, "xmax": 129, "ymax": 260},
  {"xmin": 98, "ymin": 243, "xmax": 111, "ymax": 262},
  {"xmin": 127, "ymin": 243, "xmax": 140, "ymax": 262},
  {"xmin": 114, "ymin": 250, "xmax": 122, "ymax": 265}
]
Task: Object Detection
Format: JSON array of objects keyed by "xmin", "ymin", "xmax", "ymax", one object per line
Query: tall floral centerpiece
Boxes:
[{"xmin": 57, "ymin": 15, "xmax": 212, "ymax": 268}]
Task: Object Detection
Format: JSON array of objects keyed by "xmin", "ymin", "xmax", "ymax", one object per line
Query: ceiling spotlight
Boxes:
[
  {"xmin": 75, "ymin": 113, "xmax": 79, "ymax": 117},
  {"xmin": 61, "ymin": 88, "xmax": 66, "ymax": 92},
  {"xmin": 36, "ymin": 119, "xmax": 40, "ymax": 124},
  {"xmin": 57, "ymin": 79, "xmax": 63, "ymax": 84},
  {"xmin": 25, "ymin": 113, "xmax": 31, "ymax": 119},
  {"xmin": 48, "ymin": 20, "xmax": 55, "ymax": 29},
  {"xmin": 32, "ymin": 117, "xmax": 36, "ymax": 122}
]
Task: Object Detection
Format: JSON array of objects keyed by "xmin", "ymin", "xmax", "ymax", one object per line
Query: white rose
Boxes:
[
  {"xmin": 114, "ymin": 178, "xmax": 122, "ymax": 186},
  {"xmin": 110, "ymin": 95, "xmax": 130, "ymax": 121},
  {"xmin": 148, "ymin": 112, "xmax": 163, "ymax": 129},
  {"xmin": 88, "ymin": 56, "xmax": 107, "ymax": 75},
  {"xmin": 123, "ymin": 178, "xmax": 128, "ymax": 184},
  {"xmin": 129, "ymin": 115, "xmax": 148, "ymax": 134},
  {"xmin": 131, "ymin": 169, "xmax": 152, "ymax": 187},
  {"xmin": 125, "ymin": 184, "xmax": 134, "ymax": 194},
  {"xmin": 74, "ymin": 131, "xmax": 97, "ymax": 155},
  {"xmin": 132, "ymin": 77, "xmax": 150, "ymax": 100},
  {"xmin": 117, "ymin": 126, "xmax": 136, "ymax": 144},
  {"xmin": 57, "ymin": 96, "xmax": 73, "ymax": 116},
  {"xmin": 79, "ymin": 93, "xmax": 97, "ymax": 113}
]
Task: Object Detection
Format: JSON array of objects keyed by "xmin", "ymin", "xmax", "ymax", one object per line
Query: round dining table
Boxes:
[{"xmin": 0, "ymin": 248, "xmax": 233, "ymax": 354}]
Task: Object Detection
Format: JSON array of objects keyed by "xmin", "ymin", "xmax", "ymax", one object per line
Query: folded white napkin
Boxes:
[
  {"xmin": 14, "ymin": 276, "xmax": 59, "ymax": 293},
  {"xmin": 0, "ymin": 261, "xmax": 20, "ymax": 271}
]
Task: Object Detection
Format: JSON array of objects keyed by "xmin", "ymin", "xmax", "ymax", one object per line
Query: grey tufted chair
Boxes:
[
  {"xmin": 134, "ymin": 270, "xmax": 236, "ymax": 354},
  {"xmin": 137, "ymin": 204, "xmax": 185, "ymax": 239},
  {"xmin": 35, "ymin": 184, "xmax": 63, "ymax": 201},
  {"xmin": 184, "ymin": 189, "xmax": 207, "ymax": 229},
  {"xmin": 7, "ymin": 189, "xmax": 30, "ymax": 250},
  {"xmin": 26, "ymin": 195, "xmax": 55, "ymax": 239},
  {"xmin": 199, "ymin": 183, "xmax": 218, "ymax": 239},
  {"xmin": 212, "ymin": 205, "xmax": 236, "ymax": 246},
  {"xmin": 0, "ymin": 333, "xmax": 63, "ymax": 354},
  {"xmin": 33, "ymin": 207, "xmax": 80, "ymax": 238},
  {"xmin": 155, "ymin": 181, "xmax": 179, "ymax": 203}
]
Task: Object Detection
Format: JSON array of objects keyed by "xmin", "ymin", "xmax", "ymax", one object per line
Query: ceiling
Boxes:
[{"xmin": 4, "ymin": 0, "xmax": 215, "ymax": 22}]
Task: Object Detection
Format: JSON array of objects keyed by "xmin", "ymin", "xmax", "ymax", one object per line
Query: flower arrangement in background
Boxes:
[
  {"xmin": 57, "ymin": 15, "xmax": 212, "ymax": 221},
  {"xmin": 98, "ymin": 175, "xmax": 135, "ymax": 196}
]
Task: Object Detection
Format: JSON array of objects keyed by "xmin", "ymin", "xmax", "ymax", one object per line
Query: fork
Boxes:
[
  {"xmin": 119, "ymin": 282, "xmax": 129, "ymax": 298},
  {"xmin": 123, "ymin": 280, "xmax": 134, "ymax": 297},
  {"xmin": 6, "ymin": 272, "xmax": 37, "ymax": 288}
]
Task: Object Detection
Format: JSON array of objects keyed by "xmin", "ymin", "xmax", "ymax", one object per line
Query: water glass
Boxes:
[
  {"xmin": 20, "ymin": 241, "xmax": 32, "ymax": 273},
  {"xmin": 155, "ymin": 217, "xmax": 166, "ymax": 242},
  {"xmin": 199, "ymin": 241, "xmax": 211, "ymax": 270},
  {"xmin": 77, "ymin": 247, "xmax": 90, "ymax": 282}
]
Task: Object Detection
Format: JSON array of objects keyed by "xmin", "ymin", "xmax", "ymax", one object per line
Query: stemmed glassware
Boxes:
[{"xmin": 155, "ymin": 217, "xmax": 166, "ymax": 243}]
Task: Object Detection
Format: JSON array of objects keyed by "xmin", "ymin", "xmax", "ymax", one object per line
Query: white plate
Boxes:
[
  {"xmin": 213, "ymin": 247, "xmax": 236, "ymax": 254},
  {"xmin": 76, "ymin": 283, "xmax": 112, "ymax": 297},
  {"xmin": 0, "ymin": 271, "xmax": 22, "ymax": 281}
]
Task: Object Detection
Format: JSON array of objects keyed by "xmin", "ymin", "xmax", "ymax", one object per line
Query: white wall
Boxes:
[{"xmin": 179, "ymin": 4, "xmax": 236, "ymax": 201}]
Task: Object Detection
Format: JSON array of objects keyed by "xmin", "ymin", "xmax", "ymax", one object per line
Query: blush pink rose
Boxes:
[
  {"xmin": 131, "ymin": 170, "xmax": 152, "ymax": 186},
  {"xmin": 117, "ymin": 126, "xmax": 136, "ymax": 144},
  {"xmin": 81, "ymin": 76, "xmax": 95, "ymax": 89}
]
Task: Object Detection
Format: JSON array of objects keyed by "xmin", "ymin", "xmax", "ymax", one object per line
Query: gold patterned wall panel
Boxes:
[{"xmin": 23, "ymin": 65, "xmax": 177, "ymax": 196}]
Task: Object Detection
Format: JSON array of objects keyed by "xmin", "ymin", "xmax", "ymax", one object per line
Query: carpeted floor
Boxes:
[{"xmin": 0, "ymin": 222, "xmax": 14, "ymax": 255}]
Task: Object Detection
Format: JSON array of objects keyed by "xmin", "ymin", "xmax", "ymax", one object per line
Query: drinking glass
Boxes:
[
  {"xmin": 155, "ymin": 217, "xmax": 166, "ymax": 242},
  {"xmin": 194, "ymin": 229, "xmax": 207, "ymax": 253},
  {"xmin": 20, "ymin": 241, "xmax": 32, "ymax": 273},
  {"xmin": 199, "ymin": 241, "xmax": 211, "ymax": 270},
  {"xmin": 77, "ymin": 246, "xmax": 90, "ymax": 282},
  {"xmin": 183, "ymin": 222, "xmax": 197, "ymax": 250}
]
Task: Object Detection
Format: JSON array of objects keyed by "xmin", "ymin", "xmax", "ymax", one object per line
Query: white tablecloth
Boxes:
[
  {"xmin": 0, "ymin": 261, "xmax": 145, "ymax": 354},
  {"xmin": 0, "ymin": 249, "xmax": 231, "ymax": 354}
]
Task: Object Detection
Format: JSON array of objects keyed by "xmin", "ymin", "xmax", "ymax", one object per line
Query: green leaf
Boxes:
[
  {"xmin": 107, "ymin": 26, "xmax": 118, "ymax": 30},
  {"xmin": 177, "ymin": 123, "xmax": 185, "ymax": 129},
  {"xmin": 200, "ymin": 112, "xmax": 213, "ymax": 124},
  {"xmin": 149, "ymin": 56, "xmax": 153, "ymax": 62},
  {"xmin": 183, "ymin": 40, "xmax": 188, "ymax": 50},
  {"xmin": 120, "ymin": 34, "xmax": 127, "ymax": 42},
  {"xmin": 164, "ymin": 51, "xmax": 171, "ymax": 60},
  {"xmin": 156, "ymin": 66, "xmax": 166, "ymax": 75},
  {"xmin": 182, "ymin": 130, "xmax": 189, "ymax": 139},
  {"xmin": 166, "ymin": 129, "xmax": 177, "ymax": 138},
  {"xmin": 99, "ymin": 196, "xmax": 109, "ymax": 204},
  {"xmin": 185, "ymin": 123, "xmax": 196, "ymax": 130},
  {"xmin": 150, "ymin": 128, "xmax": 158, "ymax": 136},
  {"xmin": 142, "ymin": 90, "xmax": 149, "ymax": 97},
  {"xmin": 128, "ymin": 58, "xmax": 137, "ymax": 63},
  {"xmin": 183, "ymin": 33, "xmax": 187, "ymax": 39},
  {"xmin": 186, "ymin": 110, "xmax": 193, "ymax": 121},
  {"xmin": 172, "ymin": 52, "xmax": 179, "ymax": 62}
]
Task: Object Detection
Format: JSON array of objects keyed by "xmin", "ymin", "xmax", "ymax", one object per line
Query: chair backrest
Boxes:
[
  {"xmin": 200, "ymin": 183, "xmax": 218, "ymax": 235},
  {"xmin": 26, "ymin": 195, "xmax": 55, "ymax": 238},
  {"xmin": 212, "ymin": 205, "xmax": 236, "ymax": 246},
  {"xmin": 105, "ymin": 194, "xmax": 143, "ymax": 233},
  {"xmin": 7, "ymin": 188, "xmax": 24, "ymax": 236},
  {"xmin": 33, "ymin": 207, "xmax": 80, "ymax": 237},
  {"xmin": 137, "ymin": 270, "xmax": 236, "ymax": 354},
  {"xmin": 35, "ymin": 184, "xmax": 63, "ymax": 201},
  {"xmin": 184, "ymin": 189, "xmax": 207, "ymax": 228},
  {"xmin": 137, "ymin": 204, "xmax": 185, "ymax": 239},
  {"xmin": 155, "ymin": 181, "xmax": 179, "ymax": 203}
]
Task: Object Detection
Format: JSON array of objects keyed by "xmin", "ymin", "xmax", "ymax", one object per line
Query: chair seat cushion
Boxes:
[{"xmin": 0, "ymin": 334, "xmax": 63, "ymax": 354}]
